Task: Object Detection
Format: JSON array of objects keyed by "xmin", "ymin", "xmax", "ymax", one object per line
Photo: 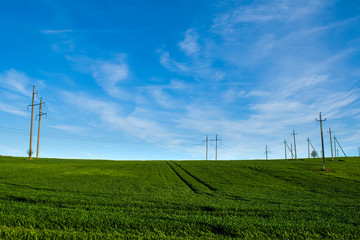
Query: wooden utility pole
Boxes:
[
  {"xmin": 284, "ymin": 139, "xmax": 287, "ymax": 160},
  {"xmin": 28, "ymin": 85, "xmax": 36, "ymax": 160},
  {"xmin": 316, "ymin": 112, "xmax": 326, "ymax": 170},
  {"xmin": 291, "ymin": 130, "xmax": 297, "ymax": 160},
  {"xmin": 307, "ymin": 137, "xmax": 310, "ymax": 158},
  {"xmin": 36, "ymin": 98, "xmax": 46, "ymax": 158},
  {"xmin": 328, "ymin": 128, "xmax": 334, "ymax": 160}
]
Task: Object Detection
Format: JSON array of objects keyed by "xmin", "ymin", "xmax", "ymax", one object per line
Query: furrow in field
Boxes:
[
  {"xmin": 172, "ymin": 162, "xmax": 216, "ymax": 191},
  {"xmin": 165, "ymin": 161, "xmax": 213, "ymax": 195},
  {"xmin": 165, "ymin": 161, "xmax": 198, "ymax": 194}
]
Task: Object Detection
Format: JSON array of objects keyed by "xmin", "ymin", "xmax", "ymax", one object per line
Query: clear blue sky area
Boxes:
[{"xmin": 0, "ymin": 0, "xmax": 359, "ymax": 160}]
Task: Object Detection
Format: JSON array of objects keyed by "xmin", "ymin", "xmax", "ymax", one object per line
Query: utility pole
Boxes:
[
  {"xmin": 334, "ymin": 137, "xmax": 347, "ymax": 157},
  {"xmin": 265, "ymin": 145, "xmax": 270, "ymax": 160},
  {"xmin": 214, "ymin": 134, "xmax": 222, "ymax": 160},
  {"xmin": 291, "ymin": 130, "xmax": 297, "ymax": 160},
  {"xmin": 358, "ymin": 147, "xmax": 360, "ymax": 157},
  {"xmin": 285, "ymin": 142, "xmax": 294, "ymax": 159},
  {"xmin": 27, "ymin": 85, "xmax": 37, "ymax": 160},
  {"xmin": 204, "ymin": 135, "xmax": 222, "ymax": 160},
  {"xmin": 308, "ymin": 138, "xmax": 319, "ymax": 158},
  {"xmin": 333, "ymin": 136, "xmax": 337, "ymax": 158},
  {"xmin": 290, "ymin": 143, "xmax": 293, "ymax": 159},
  {"xmin": 284, "ymin": 139, "xmax": 287, "ymax": 160},
  {"xmin": 202, "ymin": 135, "xmax": 208, "ymax": 160},
  {"xmin": 328, "ymin": 128, "xmax": 334, "ymax": 160},
  {"xmin": 36, "ymin": 98, "xmax": 46, "ymax": 159},
  {"xmin": 307, "ymin": 137, "xmax": 310, "ymax": 158},
  {"xmin": 286, "ymin": 142, "xmax": 294, "ymax": 159},
  {"xmin": 316, "ymin": 112, "xmax": 326, "ymax": 171}
]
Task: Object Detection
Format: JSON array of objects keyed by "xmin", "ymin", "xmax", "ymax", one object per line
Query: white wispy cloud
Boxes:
[
  {"xmin": 41, "ymin": 29, "xmax": 74, "ymax": 34},
  {"xmin": 49, "ymin": 125, "xmax": 86, "ymax": 133},
  {"xmin": 61, "ymin": 91, "xmax": 181, "ymax": 145},
  {"xmin": 212, "ymin": 1, "xmax": 327, "ymax": 32},
  {"xmin": 67, "ymin": 55, "xmax": 131, "ymax": 98},
  {"xmin": 91, "ymin": 56, "xmax": 129, "ymax": 97},
  {"xmin": 0, "ymin": 102, "xmax": 27, "ymax": 116},
  {"xmin": 0, "ymin": 69, "xmax": 31, "ymax": 96},
  {"xmin": 178, "ymin": 28, "xmax": 200, "ymax": 56},
  {"xmin": 159, "ymin": 50, "xmax": 224, "ymax": 80}
]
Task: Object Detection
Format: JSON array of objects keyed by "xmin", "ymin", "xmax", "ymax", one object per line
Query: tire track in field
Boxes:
[
  {"xmin": 172, "ymin": 162, "xmax": 216, "ymax": 191},
  {"xmin": 165, "ymin": 161, "xmax": 199, "ymax": 194}
]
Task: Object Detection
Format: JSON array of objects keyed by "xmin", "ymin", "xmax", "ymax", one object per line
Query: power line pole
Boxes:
[
  {"xmin": 291, "ymin": 130, "xmax": 297, "ymax": 160},
  {"xmin": 284, "ymin": 139, "xmax": 287, "ymax": 160},
  {"xmin": 36, "ymin": 98, "xmax": 46, "ymax": 159},
  {"xmin": 307, "ymin": 137, "xmax": 310, "ymax": 158},
  {"xmin": 27, "ymin": 85, "xmax": 37, "ymax": 160},
  {"xmin": 358, "ymin": 147, "xmax": 360, "ymax": 157},
  {"xmin": 265, "ymin": 145, "xmax": 270, "ymax": 160},
  {"xmin": 334, "ymin": 137, "xmax": 347, "ymax": 157},
  {"xmin": 286, "ymin": 142, "xmax": 294, "ymax": 159},
  {"xmin": 290, "ymin": 143, "xmax": 293, "ymax": 159},
  {"xmin": 214, "ymin": 134, "xmax": 221, "ymax": 160},
  {"xmin": 202, "ymin": 135, "xmax": 208, "ymax": 160},
  {"xmin": 328, "ymin": 128, "xmax": 334, "ymax": 160},
  {"xmin": 308, "ymin": 138, "xmax": 318, "ymax": 158},
  {"xmin": 316, "ymin": 112, "xmax": 326, "ymax": 171},
  {"xmin": 333, "ymin": 136, "xmax": 337, "ymax": 158},
  {"xmin": 307, "ymin": 138, "xmax": 319, "ymax": 158}
]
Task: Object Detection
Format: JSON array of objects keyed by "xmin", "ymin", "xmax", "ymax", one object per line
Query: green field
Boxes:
[{"xmin": 0, "ymin": 156, "xmax": 359, "ymax": 239}]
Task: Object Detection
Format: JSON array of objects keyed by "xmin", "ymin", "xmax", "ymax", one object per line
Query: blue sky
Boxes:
[{"xmin": 0, "ymin": 0, "xmax": 360, "ymax": 160}]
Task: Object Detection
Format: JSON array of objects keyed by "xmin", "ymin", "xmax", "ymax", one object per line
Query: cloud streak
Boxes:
[
  {"xmin": 91, "ymin": 56, "xmax": 129, "ymax": 98},
  {"xmin": 0, "ymin": 69, "xmax": 32, "ymax": 96}
]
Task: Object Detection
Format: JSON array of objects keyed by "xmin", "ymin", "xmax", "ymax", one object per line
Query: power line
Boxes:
[
  {"xmin": 323, "ymin": 79, "xmax": 360, "ymax": 116},
  {"xmin": 0, "ymin": 126, "xmax": 202, "ymax": 147},
  {"xmin": 219, "ymin": 145, "xmax": 253, "ymax": 159}
]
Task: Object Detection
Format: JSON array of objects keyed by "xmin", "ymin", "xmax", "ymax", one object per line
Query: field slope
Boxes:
[{"xmin": 0, "ymin": 156, "xmax": 359, "ymax": 239}]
